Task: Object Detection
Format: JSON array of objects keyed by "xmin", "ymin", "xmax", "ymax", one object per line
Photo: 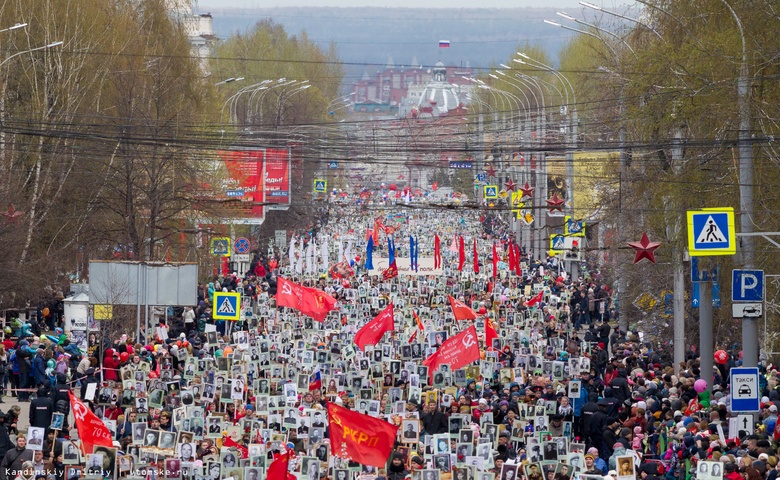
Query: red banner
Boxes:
[
  {"xmin": 264, "ymin": 148, "xmax": 290, "ymax": 207},
  {"xmin": 448, "ymin": 295, "xmax": 477, "ymax": 321},
  {"xmin": 327, "ymin": 402, "xmax": 398, "ymax": 467},
  {"xmin": 382, "ymin": 260, "xmax": 398, "ymax": 280},
  {"xmin": 422, "ymin": 325, "xmax": 481, "ymax": 380},
  {"xmin": 354, "ymin": 303, "xmax": 395, "ymax": 351},
  {"xmin": 276, "ymin": 277, "xmax": 337, "ymax": 322},
  {"xmin": 69, "ymin": 392, "xmax": 114, "ymax": 454}
]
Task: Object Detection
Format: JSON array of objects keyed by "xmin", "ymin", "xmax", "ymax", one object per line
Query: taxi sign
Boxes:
[
  {"xmin": 687, "ymin": 207, "xmax": 736, "ymax": 256},
  {"xmin": 730, "ymin": 367, "xmax": 759, "ymax": 412},
  {"xmin": 213, "ymin": 292, "xmax": 241, "ymax": 321},
  {"xmin": 211, "ymin": 237, "xmax": 231, "ymax": 257}
]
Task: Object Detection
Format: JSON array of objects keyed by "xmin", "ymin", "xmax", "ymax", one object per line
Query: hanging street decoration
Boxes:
[
  {"xmin": 628, "ymin": 232, "xmax": 661, "ymax": 264},
  {"xmin": 546, "ymin": 193, "xmax": 565, "ymax": 213},
  {"xmin": 519, "ymin": 182, "xmax": 535, "ymax": 200},
  {"xmin": 504, "ymin": 179, "xmax": 517, "ymax": 191}
]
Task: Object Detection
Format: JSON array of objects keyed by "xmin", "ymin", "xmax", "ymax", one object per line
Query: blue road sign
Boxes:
[
  {"xmin": 234, "ymin": 237, "xmax": 250, "ymax": 255},
  {"xmin": 691, "ymin": 281, "xmax": 721, "ymax": 309},
  {"xmin": 687, "ymin": 208, "xmax": 736, "ymax": 256},
  {"xmin": 476, "ymin": 173, "xmax": 487, "ymax": 182},
  {"xmin": 732, "ymin": 269, "xmax": 764, "ymax": 302},
  {"xmin": 730, "ymin": 367, "xmax": 760, "ymax": 412},
  {"xmin": 213, "ymin": 292, "xmax": 241, "ymax": 321},
  {"xmin": 691, "ymin": 257, "xmax": 719, "ymax": 282},
  {"xmin": 328, "ymin": 161, "xmax": 338, "ymax": 169}
]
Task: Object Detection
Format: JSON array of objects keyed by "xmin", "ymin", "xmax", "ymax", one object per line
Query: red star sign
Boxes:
[
  {"xmin": 1, "ymin": 204, "xmax": 23, "ymax": 224},
  {"xmin": 504, "ymin": 179, "xmax": 517, "ymax": 191},
  {"xmin": 519, "ymin": 182, "xmax": 534, "ymax": 198},
  {"xmin": 546, "ymin": 193, "xmax": 565, "ymax": 213},
  {"xmin": 627, "ymin": 232, "xmax": 661, "ymax": 264},
  {"xmin": 485, "ymin": 165, "xmax": 497, "ymax": 178}
]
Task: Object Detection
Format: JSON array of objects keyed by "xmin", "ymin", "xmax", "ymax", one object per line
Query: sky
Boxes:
[{"xmin": 199, "ymin": 0, "xmax": 636, "ymax": 8}]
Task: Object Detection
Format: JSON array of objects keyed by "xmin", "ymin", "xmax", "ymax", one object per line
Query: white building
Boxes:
[{"xmin": 166, "ymin": 0, "xmax": 216, "ymax": 74}]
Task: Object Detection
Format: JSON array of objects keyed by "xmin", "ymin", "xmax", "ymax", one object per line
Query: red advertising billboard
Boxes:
[
  {"xmin": 218, "ymin": 149, "xmax": 265, "ymax": 224},
  {"xmin": 264, "ymin": 148, "xmax": 291, "ymax": 209}
]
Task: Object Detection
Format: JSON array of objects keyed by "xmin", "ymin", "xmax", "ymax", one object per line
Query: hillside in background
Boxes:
[{"xmin": 204, "ymin": 7, "xmax": 577, "ymax": 88}]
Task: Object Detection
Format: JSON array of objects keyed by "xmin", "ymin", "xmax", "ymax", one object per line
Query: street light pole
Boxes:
[{"xmin": 719, "ymin": 0, "xmax": 756, "ymax": 368}]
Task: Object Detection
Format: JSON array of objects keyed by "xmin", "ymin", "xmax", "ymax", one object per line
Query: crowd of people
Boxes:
[{"xmin": 0, "ymin": 203, "xmax": 769, "ymax": 480}]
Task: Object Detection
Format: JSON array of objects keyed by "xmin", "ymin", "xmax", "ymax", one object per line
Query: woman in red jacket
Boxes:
[{"xmin": 103, "ymin": 348, "xmax": 119, "ymax": 382}]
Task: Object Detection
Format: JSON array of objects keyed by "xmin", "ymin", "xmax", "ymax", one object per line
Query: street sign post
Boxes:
[
  {"xmin": 213, "ymin": 292, "xmax": 241, "ymax": 321},
  {"xmin": 211, "ymin": 238, "xmax": 231, "ymax": 257},
  {"xmin": 732, "ymin": 269, "xmax": 764, "ymax": 302},
  {"xmin": 233, "ymin": 237, "xmax": 250, "ymax": 255},
  {"xmin": 732, "ymin": 303, "xmax": 762, "ymax": 318},
  {"xmin": 730, "ymin": 367, "xmax": 760, "ymax": 412},
  {"xmin": 687, "ymin": 207, "xmax": 736, "ymax": 256}
]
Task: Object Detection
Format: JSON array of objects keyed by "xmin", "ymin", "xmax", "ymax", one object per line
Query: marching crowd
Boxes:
[{"xmin": 0, "ymin": 203, "xmax": 772, "ymax": 480}]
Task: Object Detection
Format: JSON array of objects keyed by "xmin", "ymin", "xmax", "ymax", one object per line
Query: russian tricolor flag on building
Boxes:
[{"xmin": 439, "ymin": 40, "xmax": 450, "ymax": 48}]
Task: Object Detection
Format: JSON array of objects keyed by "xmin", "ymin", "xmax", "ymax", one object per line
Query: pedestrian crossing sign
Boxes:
[
  {"xmin": 213, "ymin": 292, "xmax": 241, "ymax": 321},
  {"xmin": 549, "ymin": 234, "xmax": 565, "ymax": 255},
  {"xmin": 484, "ymin": 185, "xmax": 498, "ymax": 199},
  {"xmin": 687, "ymin": 207, "xmax": 736, "ymax": 256},
  {"xmin": 211, "ymin": 237, "xmax": 231, "ymax": 257},
  {"xmin": 313, "ymin": 179, "xmax": 327, "ymax": 193}
]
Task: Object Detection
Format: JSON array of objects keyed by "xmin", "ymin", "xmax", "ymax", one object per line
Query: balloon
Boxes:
[
  {"xmin": 223, "ymin": 346, "xmax": 233, "ymax": 355},
  {"xmin": 694, "ymin": 379, "xmax": 708, "ymax": 393},
  {"xmin": 47, "ymin": 359, "xmax": 55, "ymax": 369},
  {"xmin": 42, "ymin": 308, "xmax": 49, "ymax": 317},
  {"xmin": 714, "ymin": 350, "xmax": 729, "ymax": 365},
  {"xmin": 119, "ymin": 352, "xmax": 129, "ymax": 363},
  {"xmin": 478, "ymin": 307, "xmax": 487, "ymax": 315},
  {"xmin": 215, "ymin": 349, "xmax": 223, "ymax": 358},
  {"xmin": 389, "ymin": 184, "xmax": 397, "ymax": 191}
]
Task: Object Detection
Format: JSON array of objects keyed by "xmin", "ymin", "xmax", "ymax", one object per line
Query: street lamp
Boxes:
[
  {"xmin": 556, "ymin": 12, "xmax": 635, "ymax": 55},
  {"xmin": 579, "ymin": 1, "xmax": 663, "ymax": 39},
  {"xmin": 0, "ymin": 23, "xmax": 26, "ymax": 34},
  {"xmin": 0, "ymin": 41, "xmax": 63, "ymax": 69},
  {"xmin": 215, "ymin": 77, "xmax": 244, "ymax": 86}
]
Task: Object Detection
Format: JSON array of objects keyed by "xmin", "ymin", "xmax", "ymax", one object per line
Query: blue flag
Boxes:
[
  {"xmin": 365, "ymin": 236, "xmax": 374, "ymax": 270},
  {"xmin": 388, "ymin": 237, "xmax": 395, "ymax": 264}
]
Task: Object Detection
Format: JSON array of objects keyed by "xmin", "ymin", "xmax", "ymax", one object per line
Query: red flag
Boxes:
[
  {"xmin": 408, "ymin": 329, "xmax": 418, "ymax": 344},
  {"xmin": 492, "ymin": 242, "xmax": 498, "ymax": 279},
  {"xmin": 267, "ymin": 450, "xmax": 294, "ymax": 480},
  {"xmin": 354, "ymin": 303, "xmax": 395, "ymax": 351},
  {"xmin": 413, "ymin": 309, "xmax": 425, "ymax": 332},
  {"xmin": 448, "ymin": 295, "xmax": 477, "ymax": 321},
  {"xmin": 486, "ymin": 317, "xmax": 498, "ymax": 350},
  {"xmin": 327, "ymin": 402, "xmax": 399, "ymax": 467},
  {"xmin": 508, "ymin": 242, "xmax": 516, "ymax": 272},
  {"xmin": 223, "ymin": 436, "xmax": 249, "ymax": 459},
  {"xmin": 276, "ymin": 277, "xmax": 338, "ymax": 322},
  {"xmin": 514, "ymin": 244, "xmax": 523, "ymax": 276},
  {"xmin": 525, "ymin": 290, "xmax": 544, "ymax": 307},
  {"xmin": 422, "ymin": 325, "xmax": 481, "ymax": 381},
  {"xmin": 69, "ymin": 391, "xmax": 114, "ymax": 454},
  {"xmin": 434, "ymin": 234, "xmax": 441, "ymax": 269},
  {"xmin": 458, "ymin": 236, "xmax": 465, "ymax": 271},
  {"xmin": 383, "ymin": 260, "xmax": 399, "ymax": 280},
  {"xmin": 473, "ymin": 238, "xmax": 479, "ymax": 273}
]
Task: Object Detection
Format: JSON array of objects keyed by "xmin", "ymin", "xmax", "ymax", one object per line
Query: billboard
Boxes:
[
  {"xmin": 264, "ymin": 148, "xmax": 291, "ymax": 209},
  {"xmin": 89, "ymin": 261, "xmax": 198, "ymax": 306},
  {"xmin": 218, "ymin": 149, "xmax": 265, "ymax": 224}
]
